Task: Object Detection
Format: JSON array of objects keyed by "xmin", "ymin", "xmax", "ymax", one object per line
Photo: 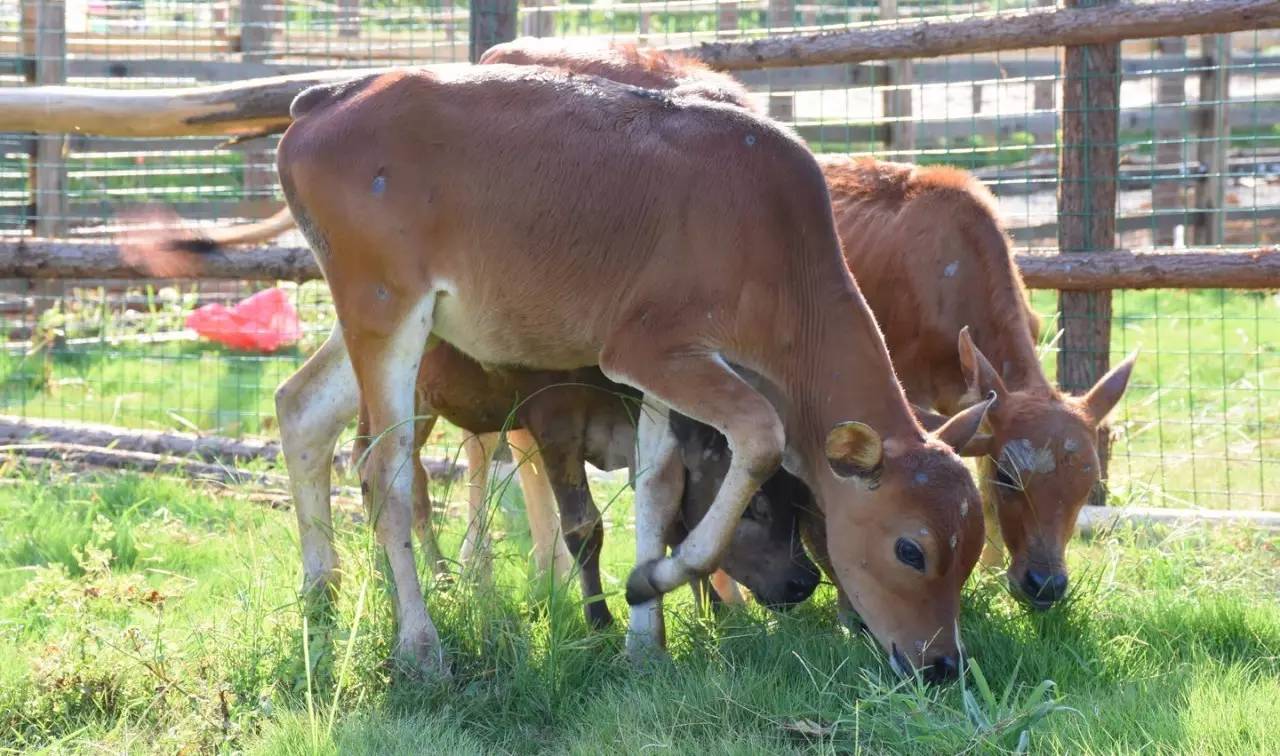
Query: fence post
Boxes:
[
  {"xmin": 22, "ymin": 0, "xmax": 67, "ymax": 239},
  {"xmin": 879, "ymin": 0, "xmax": 915, "ymax": 157},
  {"xmin": 520, "ymin": 0, "xmax": 555, "ymax": 38},
  {"xmin": 239, "ymin": 0, "xmax": 280, "ymax": 232},
  {"xmin": 766, "ymin": 0, "xmax": 796, "ymax": 122},
  {"xmin": 1152, "ymin": 35, "xmax": 1188, "ymax": 245},
  {"xmin": 337, "ymin": 0, "xmax": 360, "ymax": 38},
  {"xmin": 1194, "ymin": 34, "xmax": 1230, "ymax": 245},
  {"xmin": 1058, "ymin": 0, "xmax": 1121, "ymax": 506},
  {"xmin": 470, "ymin": 0, "xmax": 517, "ymax": 63}
]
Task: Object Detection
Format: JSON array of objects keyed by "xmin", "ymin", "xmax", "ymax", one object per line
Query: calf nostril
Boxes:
[
  {"xmin": 786, "ymin": 577, "xmax": 817, "ymax": 601},
  {"xmin": 1024, "ymin": 570, "xmax": 1069, "ymax": 603},
  {"xmin": 923, "ymin": 655, "xmax": 959, "ymax": 685}
]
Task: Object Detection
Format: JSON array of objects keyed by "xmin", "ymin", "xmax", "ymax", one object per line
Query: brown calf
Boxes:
[
  {"xmin": 823, "ymin": 156, "xmax": 1135, "ymax": 608},
  {"xmin": 275, "ymin": 64, "xmax": 988, "ymax": 679}
]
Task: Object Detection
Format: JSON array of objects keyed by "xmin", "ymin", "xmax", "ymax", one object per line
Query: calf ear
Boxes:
[
  {"xmin": 958, "ymin": 326, "xmax": 1007, "ymax": 400},
  {"xmin": 911, "ymin": 403, "xmax": 949, "ymax": 433},
  {"xmin": 915, "ymin": 402, "xmax": 995, "ymax": 457},
  {"xmin": 826, "ymin": 421, "xmax": 883, "ymax": 479},
  {"xmin": 1080, "ymin": 351, "xmax": 1138, "ymax": 425},
  {"xmin": 933, "ymin": 392, "xmax": 995, "ymax": 453}
]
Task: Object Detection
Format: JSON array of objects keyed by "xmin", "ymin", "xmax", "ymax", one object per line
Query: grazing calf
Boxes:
[
  {"xmin": 330, "ymin": 335, "xmax": 819, "ymax": 629},
  {"xmin": 276, "ymin": 64, "xmax": 988, "ymax": 679},
  {"xmin": 823, "ymin": 156, "xmax": 1136, "ymax": 608}
]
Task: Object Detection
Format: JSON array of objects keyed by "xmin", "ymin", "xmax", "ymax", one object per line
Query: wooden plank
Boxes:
[
  {"xmin": 1194, "ymin": 34, "xmax": 1231, "ymax": 245},
  {"xmin": 1058, "ymin": 0, "xmax": 1122, "ymax": 506},
  {"xmin": 688, "ymin": 0, "xmax": 1280, "ymax": 70}
]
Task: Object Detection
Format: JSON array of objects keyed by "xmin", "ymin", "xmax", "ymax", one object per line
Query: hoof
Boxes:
[
  {"xmin": 585, "ymin": 602, "xmax": 615, "ymax": 630},
  {"xmin": 392, "ymin": 632, "xmax": 451, "ymax": 682},
  {"xmin": 625, "ymin": 559, "xmax": 662, "ymax": 606}
]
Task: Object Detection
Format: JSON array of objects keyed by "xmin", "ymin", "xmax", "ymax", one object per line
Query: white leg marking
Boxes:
[
  {"xmin": 363, "ymin": 293, "xmax": 447, "ymax": 675},
  {"xmin": 277, "ymin": 324, "xmax": 359, "ymax": 594},
  {"xmin": 626, "ymin": 400, "xmax": 683, "ymax": 659}
]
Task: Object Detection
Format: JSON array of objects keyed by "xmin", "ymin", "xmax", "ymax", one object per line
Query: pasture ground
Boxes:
[{"xmin": 0, "ymin": 467, "xmax": 1277, "ymax": 754}]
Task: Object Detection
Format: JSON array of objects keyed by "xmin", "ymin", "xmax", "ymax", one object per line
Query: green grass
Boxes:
[{"xmin": 0, "ymin": 466, "xmax": 1276, "ymax": 753}]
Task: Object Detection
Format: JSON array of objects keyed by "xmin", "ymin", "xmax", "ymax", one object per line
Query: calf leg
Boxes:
[
  {"xmin": 602, "ymin": 349, "xmax": 785, "ymax": 604},
  {"xmin": 276, "ymin": 325, "xmax": 359, "ymax": 599},
  {"xmin": 357, "ymin": 403, "xmax": 447, "ymax": 578},
  {"xmin": 624, "ymin": 401, "xmax": 684, "ymax": 655},
  {"xmin": 710, "ymin": 570, "xmax": 745, "ymax": 605},
  {"xmin": 459, "ymin": 432, "xmax": 500, "ymax": 583},
  {"xmin": 347, "ymin": 293, "xmax": 447, "ymax": 677},
  {"xmin": 506, "ymin": 429, "xmax": 575, "ymax": 582}
]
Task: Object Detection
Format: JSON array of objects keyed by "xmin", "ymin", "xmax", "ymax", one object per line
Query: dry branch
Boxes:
[
  {"xmin": 0, "ymin": 2, "xmax": 1276, "ymax": 137},
  {"xmin": 3, "ymin": 241, "xmax": 1278, "ymax": 291},
  {"xmin": 0, "ymin": 416, "xmax": 463, "ymax": 479},
  {"xmin": 691, "ymin": 0, "xmax": 1280, "ymax": 70}
]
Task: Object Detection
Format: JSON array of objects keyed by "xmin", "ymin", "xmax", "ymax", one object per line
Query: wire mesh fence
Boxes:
[{"xmin": 0, "ymin": 1, "xmax": 1278, "ymax": 509}]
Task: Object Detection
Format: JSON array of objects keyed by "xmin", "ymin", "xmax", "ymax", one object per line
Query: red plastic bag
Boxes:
[{"xmin": 186, "ymin": 287, "xmax": 302, "ymax": 352}]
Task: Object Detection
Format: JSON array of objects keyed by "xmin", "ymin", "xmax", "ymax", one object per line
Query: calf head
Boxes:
[
  {"xmin": 670, "ymin": 413, "xmax": 821, "ymax": 610},
  {"xmin": 818, "ymin": 397, "xmax": 993, "ymax": 683},
  {"xmin": 951, "ymin": 327, "xmax": 1136, "ymax": 609}
]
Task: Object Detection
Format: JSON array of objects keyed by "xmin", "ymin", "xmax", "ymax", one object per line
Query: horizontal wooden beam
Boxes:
[
  {"xmin": 1017, "ymin": 248, "xmax": 1280, "ymax": 290},
  {"xmin": 0, "ymin": 65, "xmax": 409, "ymax": 138},
  {"xmin": 1, "ymin": 2, "xmax": 1276, "ymax": 138},
  {"xmin": 2, "ymin": 241, "xmax": 1277, "ymax": 291},
  {"xmin": 690, "ymin": 0, "xmax": 1280, "ymax": 70}
]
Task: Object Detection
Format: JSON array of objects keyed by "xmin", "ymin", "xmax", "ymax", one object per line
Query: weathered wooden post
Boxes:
[
  {"xmin": 520, "ymin": 0, "xmax": 555, "ymax": 38},
  {"xmin": 20, "ymin": 0, "xmax": 67, "ymax": 321},
  {"xmin": 879, "ymin": 0, "xmax": 915, "ymax": 156},
  {"xmin": 767, "ymin": 0, "xmax": 796, "ymax": 122},
  {"xmin": 1058, "ymin": 0, "xmax": 1121, "ymax": 505},
  {"xmin": 1194, "ymin": 34, "xmax": 1230, "ymax": 245},
  {"xmin": 1152, "ymin": 35, "xmax": 1188, "ymax": 245},
  {"xmin": 21, "ymin": 0, "xmax": 67, "ymax": 239},
  {"xmin": 337, "ymin": 0, "xmax": 361, "ymax": 38},
  {"xmin": 718, "ymin": 0, "xmax": 740, "ymax": 37},
  {"xmin": 470, "ymin": 0, "xmax": 517, "ymax": 63},
  {"xmin": 236, "ymin": 0, "xmax": 282, "ymax": 261}
]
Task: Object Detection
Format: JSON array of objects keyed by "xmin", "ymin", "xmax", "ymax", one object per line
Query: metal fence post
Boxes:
[
  {"xmin": 1058, "ymin": 0, "xmax": 1121, "ymax": 505},
  {"xmin": 470, "ymin": 0, "xmax": 518, "ymax": 63}
]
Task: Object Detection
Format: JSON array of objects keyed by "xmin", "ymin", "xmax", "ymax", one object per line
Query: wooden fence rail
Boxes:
[
  {"xmin": 1, "ymin": 1, "xmax": 1277, "ymax": 138},
  {"xmin": 2, "ymin": 240, "xmax": 1277, "ymax": 291}
]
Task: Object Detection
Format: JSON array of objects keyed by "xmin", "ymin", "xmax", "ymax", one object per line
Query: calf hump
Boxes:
[{"xmin": 290, "ymin": 73, "xmax": 383, "ymax": 120}]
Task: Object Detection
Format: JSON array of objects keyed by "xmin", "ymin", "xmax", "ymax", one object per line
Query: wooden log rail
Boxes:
[
  {"xmin": 0, "ymin": 1, "xmax": 1277, "ymax": 137},
  {"xmin": 1, "ymin": 240, "xmax": 1277, "ymax": 291}
]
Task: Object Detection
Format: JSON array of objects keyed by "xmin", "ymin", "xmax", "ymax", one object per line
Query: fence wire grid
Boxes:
[{"xmin": 1, "ymin": 1, "xmax": 1278, "ymax": 510}]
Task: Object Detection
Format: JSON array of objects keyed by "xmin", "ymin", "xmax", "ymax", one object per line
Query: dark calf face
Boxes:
[{"xmin": 670, "ymin": 413, "xmax": 820, "ymax": 609}]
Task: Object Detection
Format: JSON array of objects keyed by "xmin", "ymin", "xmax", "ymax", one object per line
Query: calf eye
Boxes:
[{"xmin": 895, "ymin": 538, "xmax": 926, "ymax": 572}]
